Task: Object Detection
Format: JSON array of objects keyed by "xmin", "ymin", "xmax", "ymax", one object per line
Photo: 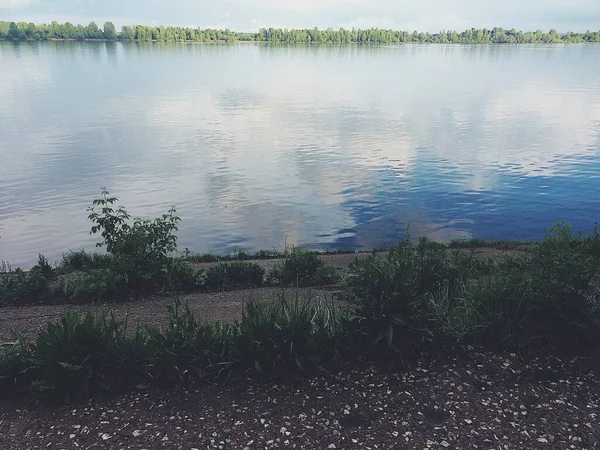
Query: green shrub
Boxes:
[
  {"xmin": 19, "ymin": 312, "xmax": 133, "ymax": 402},
  {"xmin": 346, "ymin": 238, "xmax": 485, "ymax": 351},
  {"xmin": 144, "ymin": 301, "xmax": 235, "ymax": 382},
  {"xmin": 457, "ymin": 224, "xmax": 600, "ymax": 348},
  {"xmin": 60, "ymin": 251, "xmax": 117, "ymax": 272},
  {"xmin": 0, "ymin": 293, "xmax": 350, "ymax": 401},
  {"xmin": 166, "ymin": 258, "xmax": 201, "ymax": 293},
  {"xmin": 269, "ymin": 247, "xmax": 337, "ymax": 286},
  {"xmin": 70, "ymin": 269, "xmax": 127, "ymax": 303},
  {"xmin": 87, "ymin": 188, "xmax": 181, "ymax": 292},
  {"xmin": 203, "ymin": 261, "xmax": 265, "ymax": 291},
  {"xmin": 0, "ymin": 335, "xmax": 34, "ymax": 394},
  {"xmin": 231, "ymin": 294, "xmax": 347, "ymax": 375},
  {"xmin": 0, "ymin": 255, "xmax": 54, "ymax": 305},
  {"xmin": 183, "ymin": 249, "xmax": 282, "ymax": 263}
]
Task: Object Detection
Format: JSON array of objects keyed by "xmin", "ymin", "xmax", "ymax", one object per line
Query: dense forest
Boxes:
[{"xmin": 1, "ymin": 20, "xmax": 599, "ymax": 44}]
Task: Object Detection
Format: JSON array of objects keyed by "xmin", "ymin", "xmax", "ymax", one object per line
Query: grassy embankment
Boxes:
[{"xmin": 1, "ymin": 189, "xmax": 598, "ymax": 402}]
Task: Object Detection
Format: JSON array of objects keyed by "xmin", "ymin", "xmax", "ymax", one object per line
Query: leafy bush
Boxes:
[
  {"xmin": 11, "ymin": 312, "xmax": 135, "ymax": 402},
  {"xmin": 60, "ymin": 251, "xmax": 117, "ymax": 273},
  {"xmin": 0, "ymin": 255, "xmax": 54, "ymax": 305},
  {"xmin": 269, "ymin": 247, "xmax": 337, "ymax": 286},
  {"xmin": 70, "ymin": 269, "xmax": 127, "ymax": 303},
  {"xmin": 87, "ymin": 188, "xmax": 181, "ymax": 292},
  {"xmin": 166, "ymin": 258, "xmax": 201, "ymax": 293},
  {"xmin": 203, "ymin": 261, "xmax": 265, "ymax": 291},
  {"xmin": 183, "ymin": 249, "xmax": 282, "ymax": 263},
  {"xmin": 346, "ymin": 238, "xmax": 485, "ymax": 351},
  {"xmin": 231, "ymin": 293, "xmax": 347, "ymax": 375},
  {"xmin": 457, "ymin": 224, "xmax": 600, "ymax": 348},
  {"xmin": 143, "ymin": 301, "xmax": 234, "ymax": 383}
]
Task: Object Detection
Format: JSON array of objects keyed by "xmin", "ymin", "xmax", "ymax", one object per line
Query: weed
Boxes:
[
  {"xmin": 70, "ymin": 269, "xmax": 127, "ymax": 303},
  {"xmin": 60, "ymin": 251, "xmax": 117, "ymax": 273},
  {"xmin": 269, "ymin": 247, "xmax": 337, "ymax": 287},
  {"xmin": 232, "ymin": 293, "xmax": 346, "ymax": 375},
  {"xmin": 0, "ymin": 257, "xmax": 53, "ymax": 306},
  {"xmin": 203, "ymin": 261, "xmax": 265, "ymax": 291},
  {"xmin": 346, "ymin": 238, "xmax": 484, "ymax": 351}
]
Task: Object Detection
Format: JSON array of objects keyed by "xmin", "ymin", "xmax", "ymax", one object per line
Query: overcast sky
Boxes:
[{"xmin": 1, "ymin": 0, "xmax": 599, "ymax": 32}]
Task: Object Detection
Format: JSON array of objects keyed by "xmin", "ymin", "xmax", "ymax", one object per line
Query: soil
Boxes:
[{"xmin": 0, "ymin": 351, "xmax": 598, "ymax": 449}]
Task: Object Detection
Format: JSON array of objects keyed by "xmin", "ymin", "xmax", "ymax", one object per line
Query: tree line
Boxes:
[{"xmin": 1, "ymin": 20, "xmax": 599, "ymax": 44}]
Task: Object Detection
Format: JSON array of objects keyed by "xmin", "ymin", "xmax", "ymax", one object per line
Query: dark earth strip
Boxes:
[{"xmin": 1, "ymin": 351, "xmax": 598, "ymax": 449}]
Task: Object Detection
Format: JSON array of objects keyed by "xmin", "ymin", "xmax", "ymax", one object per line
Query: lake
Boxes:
[{"xmin": 1, "ymin": 41, "xmax": 600, "ymax": 268}]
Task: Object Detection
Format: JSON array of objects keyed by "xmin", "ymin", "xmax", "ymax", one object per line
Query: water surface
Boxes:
[{"xmin": 1, "ymin": 41, "xmax": 600, "ymax": 267}]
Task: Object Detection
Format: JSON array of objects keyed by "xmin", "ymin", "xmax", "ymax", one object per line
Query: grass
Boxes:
[
  {"xmin": 202, "ymin": 261, "xmax": 266, "ymax": 291},
  {"xmin": 0, "ymin": 293, "xmax": 349, "ymax": 401}
]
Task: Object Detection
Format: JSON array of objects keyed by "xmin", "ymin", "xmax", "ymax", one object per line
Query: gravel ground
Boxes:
[{"xmin": 0, "ymin": 351, "xmax": 598, "ymax": 449}]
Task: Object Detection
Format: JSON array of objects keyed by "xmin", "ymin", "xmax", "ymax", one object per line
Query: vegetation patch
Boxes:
[
  {"xmin": 268, "ymin": 247, "xmax": 338, "ymax": 287},
  {"xmin": 202, "ymin": 261, "xmax": 266, "ymax": 291}
]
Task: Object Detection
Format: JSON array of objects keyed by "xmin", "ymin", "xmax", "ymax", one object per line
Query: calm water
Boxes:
[{"xmin": 1, "ymin": 41, "xmax": 600, "ymax": 267}]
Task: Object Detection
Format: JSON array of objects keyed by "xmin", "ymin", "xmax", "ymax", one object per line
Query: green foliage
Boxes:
[
  {"xmin": 70, "ymin": 269, "xmax": 127, "ymax": 303},
  {"xmin": 59, "ymin": 250, "xmax": 117, "ymax": 273},
  {"xmin": 347, "ymin": 238, "xmax": 487, "ymax": 350},
  {"xmin": 442, "ymin": 224, "xmax": 600, "ymax": 349},
  {"xmin": 0, "ymin": 295, "xmax": 347, "ymax": 400},
  {"xmin": 17, "ymin": 312, "xmax": 133, "ymax": 402},
  {"xmin": 269, "ymin": 247, "xmax": 337, "ymax": 287},
  {"xmin": 166, "ymin": 258, "xmax": 201, "ymax": 293},
  {"xmin": 231, "ymin": 294, "xmax": 346, "ymax": 375},
  {"xmin": 0, "ymin": 255, "xmax": 54, "ymax": 305},
  {"xmin": 88, "ymin": 188, "xmax": 181, "ymax": 292},
  {"xmin": 203, "ymin": 261, "xmax": 265, "ymax": 291},
  {"xmin": 1, "ymin": 20, "xmax": 599, "ymax": 44},
  {"xmin": 2, "ymin": 222, "xmax": 600, "ymax": 403},
  {"xmin": 103, "ymin": 21, "xmax": 117, "ymax": 40},
  {"xmin": 183, "ymin": 249, "xmax": 282, "ymax": 263},
  {"xmin": 143, "ymin": 300, "xmax": 234, "ymax": 383},
  {"xmin": 448, "ymin": 239, "xmax": 526, "ymax": 250}
]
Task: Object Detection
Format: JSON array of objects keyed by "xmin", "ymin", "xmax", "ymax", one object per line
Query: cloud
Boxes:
[
  {"xmin": 0, "ymin": 0, "xmax": 33, "ymax": 8},
  {"xmin": 1, "ymin": 0, "xmax": 599, "ymax": 31}
]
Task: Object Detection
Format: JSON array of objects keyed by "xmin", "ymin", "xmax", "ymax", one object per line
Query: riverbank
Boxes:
[
  {"xmin": 0, "ymin": 227, "xmax": 599, "ymax": 448},
  {"xmin": 0, "ymin": 245, "xmax": 530, "ymax": 342},
  {"xmin": 1, "ymin": 190, "xmax": 599, "ymax": 446}
]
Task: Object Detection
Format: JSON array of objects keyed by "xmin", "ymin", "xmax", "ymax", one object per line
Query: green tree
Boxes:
[
  {"xmin": 103, "ymin": 21, "xmax": 117, "ymax": 40},
  {"xmin": 85, "ymin": 21, "xmax": 102, "ymax": 39},
  {"xmin": 0, "ymin": 21, "xmax": 10, "ymax": 39},
  {"xmin": 8, "ymin": 22, "xmax": 23, "ymax": 40}
]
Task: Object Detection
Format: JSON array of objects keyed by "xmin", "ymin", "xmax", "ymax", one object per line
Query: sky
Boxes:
[{"xmin": 1, "ymin": 0, "xmax": 600, "ymax": 32}]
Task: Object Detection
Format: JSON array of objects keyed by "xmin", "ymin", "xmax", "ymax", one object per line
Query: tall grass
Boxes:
[{"xmin": 0, "ymin": 293, "xmax": 349, "ymax": 401}]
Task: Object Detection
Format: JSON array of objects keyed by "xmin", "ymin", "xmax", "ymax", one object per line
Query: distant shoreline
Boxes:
[
  {"xmin": 2, "ymin": 21, "xmax": 599, "ymax": 45},
  {"xmin": 1, "ymin": 37, "xmax": 599, "ymax": 45}
]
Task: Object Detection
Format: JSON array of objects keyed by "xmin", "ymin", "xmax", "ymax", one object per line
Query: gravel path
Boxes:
[
  {"xmin": 1, "ymin": 351, "xmax": 598, "ymax": 449},
  {"xmin": 0, "ymin": 287, "xmax": 344, "ymax": 342}
]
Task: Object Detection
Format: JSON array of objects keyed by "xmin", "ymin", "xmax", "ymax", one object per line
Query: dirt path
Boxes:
[
  {"xmin": 1, "ymin": 351, "xmax": 597, "ymax": 449},
  {"xmin": 0, "ymin": 287, "xmax": 345, "ymax": 342}
]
